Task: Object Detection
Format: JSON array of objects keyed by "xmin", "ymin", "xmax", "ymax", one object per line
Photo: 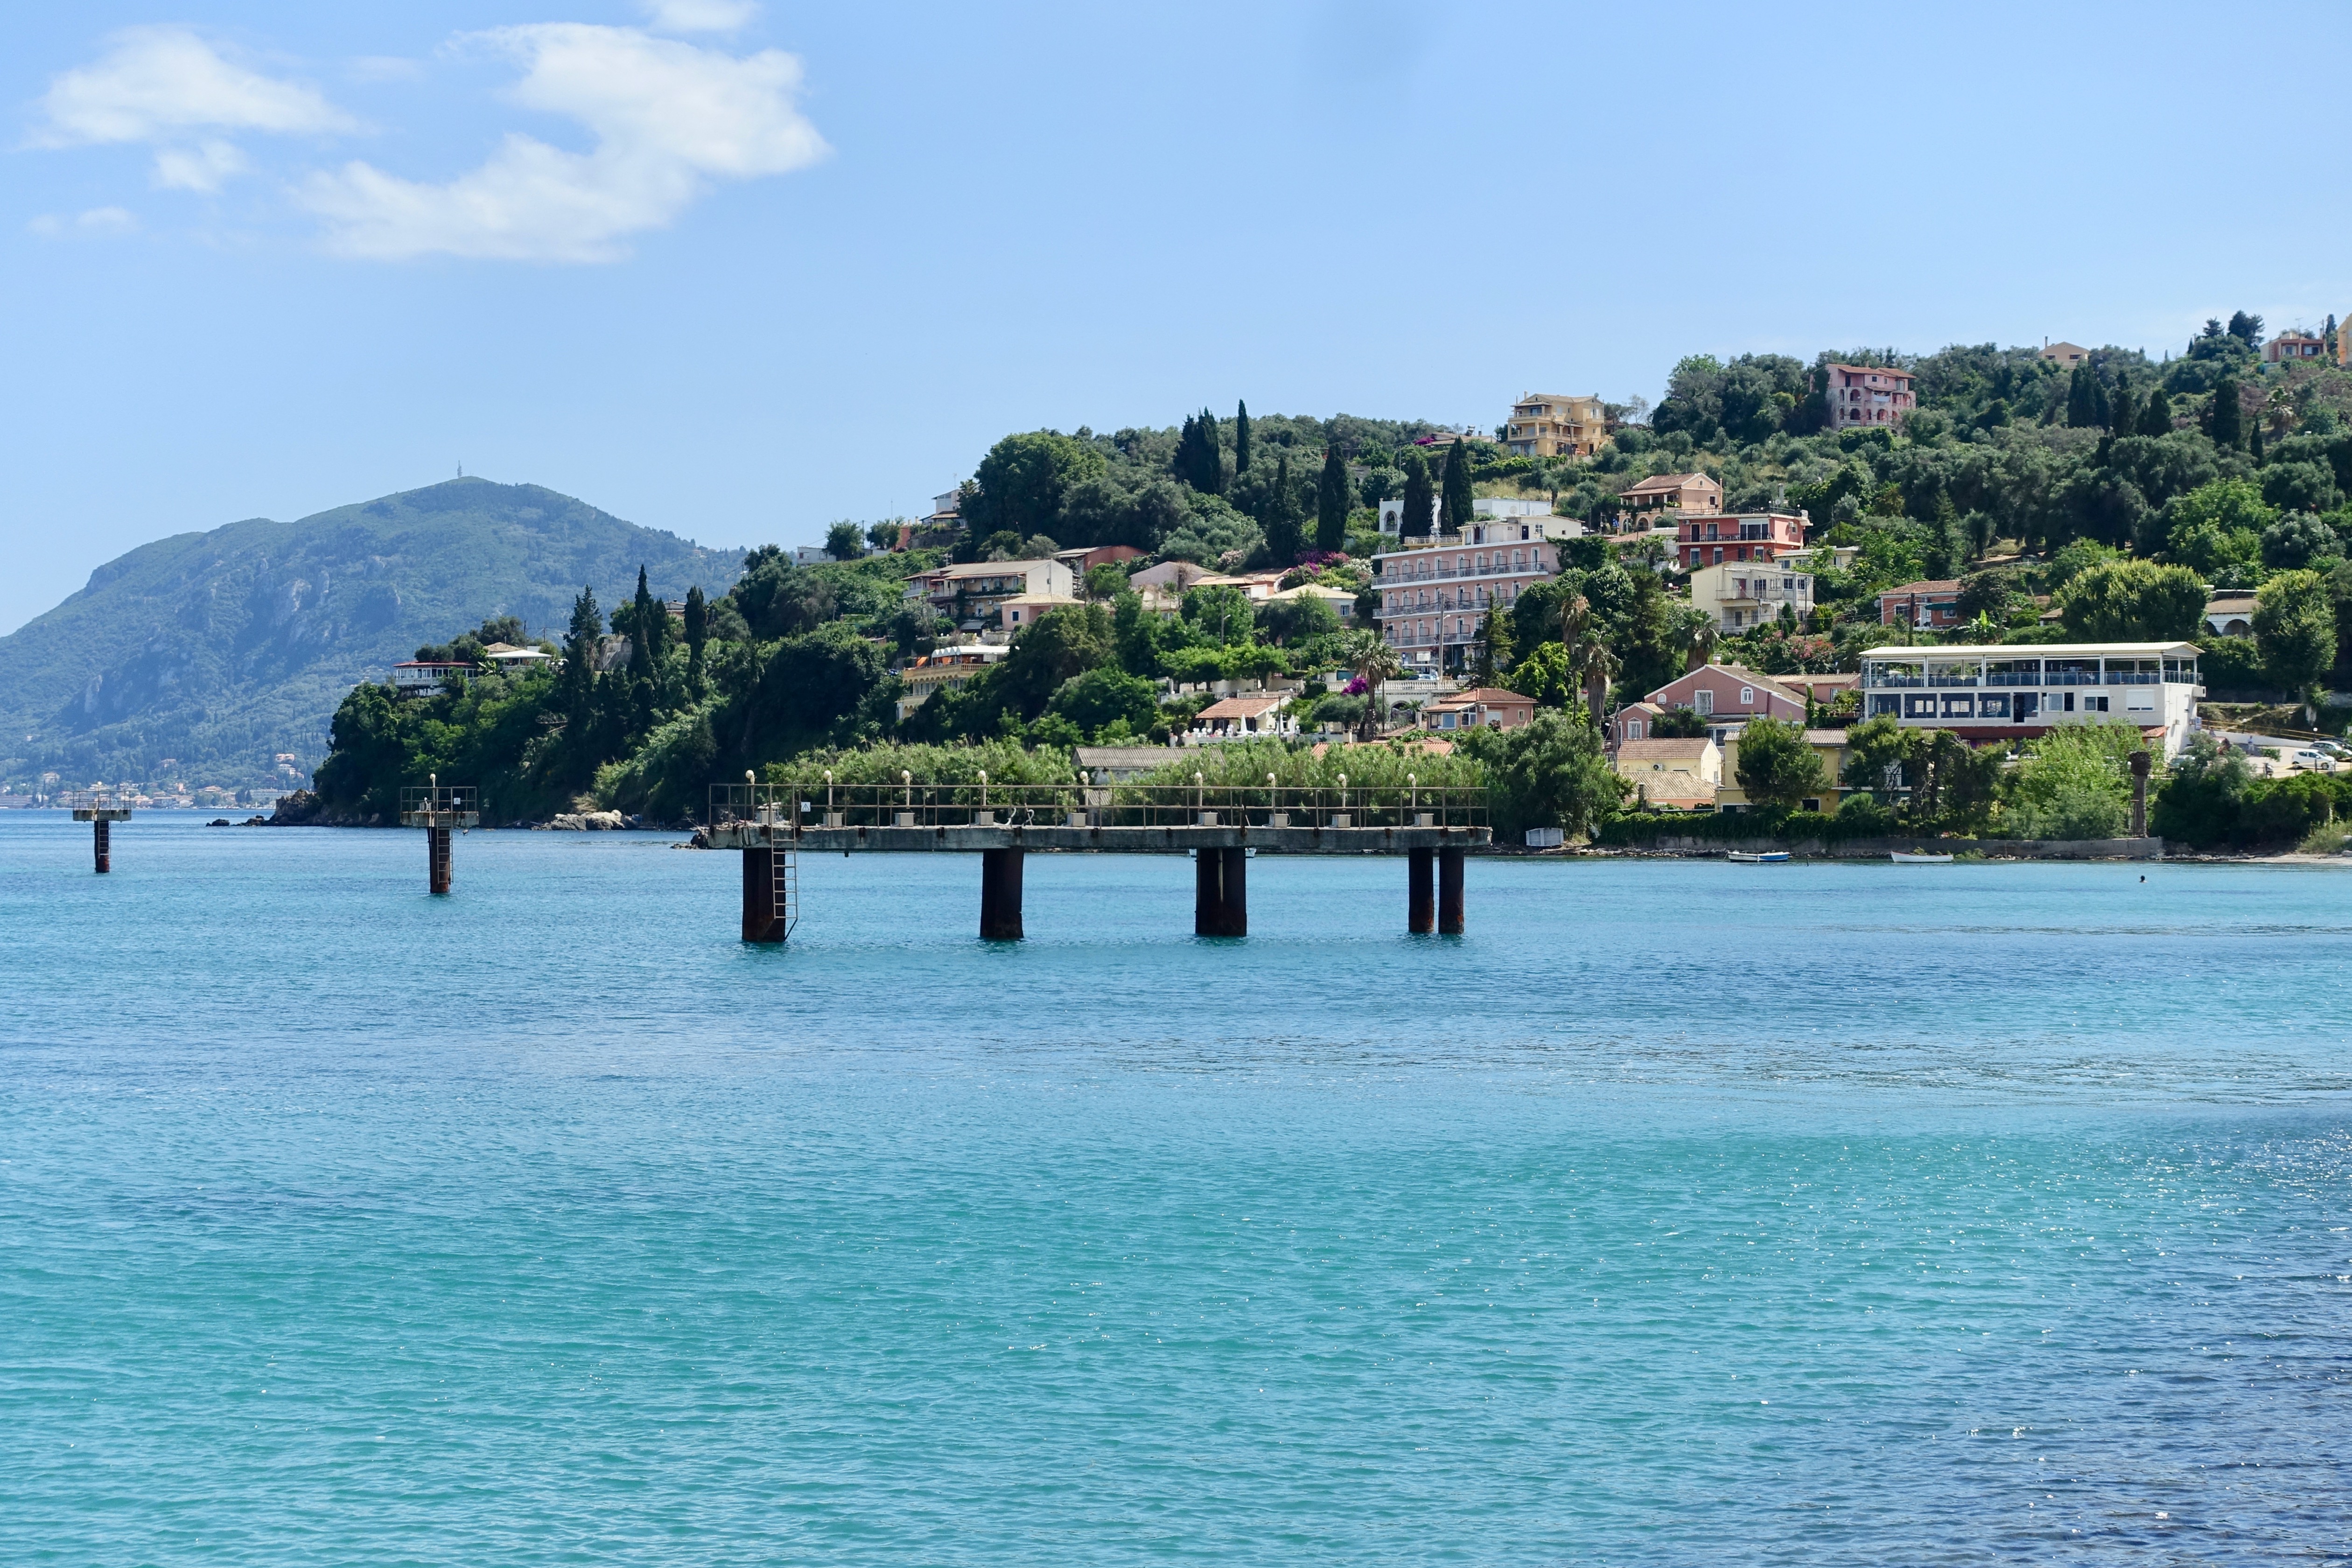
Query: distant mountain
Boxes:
[{"xmin": 0, "ymin": 478, "xmax": 746, "ymax": 789}]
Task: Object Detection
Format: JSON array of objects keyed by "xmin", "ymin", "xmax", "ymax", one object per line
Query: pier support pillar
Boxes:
[
  {"xmin": 427, "ymin": 825, "xmax": 453, "ymax": 895},
  {"xmin": 742, "ymin": 846, "xmax": 788, "ymax": 943},
  {"xmin": 1408, "ymin": 847, "xmax": 1435, "ymax": 933},
  {"xmin": 93, "ymin": 818, "xmax": 110, "ymax": 875},
  {"xmin": 1438, "ymin": 847, "xmax": 1464, "ymax": 935},
  {"xmin": 980, "ymin": 847, "xmax": 1026, "ymax": 940},
  {"xmin": 1195, "ymin": 847, "xmax": 1246, "ymax": 937}
]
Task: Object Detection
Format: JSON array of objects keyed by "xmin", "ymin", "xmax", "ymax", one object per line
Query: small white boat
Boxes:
[
  {"xmin": 1727, "ymin": 851, "xmax": 1791, "ymax": 863},
  {"xmin": 1890, "ymin": 851, "xmax": 1954, "ymax": 864}
]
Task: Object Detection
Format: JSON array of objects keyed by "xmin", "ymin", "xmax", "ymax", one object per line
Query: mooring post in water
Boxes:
[
  {"xmin": 735, "ymin": 770, "xmax": 797, "ymax": 943},
  {"xmin": 2129, "ymin": 749, "xmax": 2151, "ymax": 839},
  {"xmin": 980, "ymin": 847, "xmax": 1025, "ymax": 939},
  {"xmin": 1438, "ymin": 846, "xmax": 1464, "ymax": 935},
  {"xmin": 399, "ymin": 775, "xmax": 477, "ymax": 896},
  {"xmin": 1194, "ymin": 847, "xmax": 1246, "ymax": 937},
  {"xmin": 1408, "ymin": 847, "xmax": 1435, "ymax": 933},
  {"xmin": 72, "ymin": 790, "xmax": 132, "ymax": 874}
]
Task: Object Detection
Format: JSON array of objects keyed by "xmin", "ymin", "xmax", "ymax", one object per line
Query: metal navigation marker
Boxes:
[
  {"xmin": 399, "ymin": 774, "xmax": 479, "ymax": 895},
  {"xmin": 70, "ymin": 786, "xmax": 133, "ymax": 874}
]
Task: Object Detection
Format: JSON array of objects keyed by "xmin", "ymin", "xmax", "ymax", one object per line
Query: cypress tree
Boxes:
[
  {"xmin": 1399, "ymin": 451, "xmax": 1434, "ymax": 540},
  {"xmin": 2210, "ymin": 376, "xmax": 2243, "ymax": 448},
  {"xmin": 562, "ymin": 585, "xmax": 602, "ymax": 724},
  {"xmin": 1174, "ymin": 412, "xmax": 1223, "ymax": 494},
  {"xmin": 2092, "ymin": 375, "xmax": 2112, "ymax": 431},
  {"xmin": 2066, "ymin": 367, "xmax": 2099, "ymax": 428},
  {"xmin": 2138, "ymin": 387, "xmax": 2171, "ymax": 437},
  {"xmin": 1315, "ymin": 445, "xmax": 1349, "ymax": 553},
  {"xmin": 1264, "ymin": 453, "xmax": 1302, "ymax": 564},
  {"xmin": 2110, "ymin": 382, "xmax": 2137, "ymax": 435},
  {"xmin": 628, "ymin": 566, "xmax": 659, "ymax": 684},
  {"xmin": 1233, "ymin": 401, "xmax": 1252, "ymax": 475},
  {"xmin": 683, "ymin": 584, "xmax": 708, "ymax": 686},
  {"xmin": 1439, "ymin": 438, "xmax": 1473, "ymax": 534},
  {"xmin": 2252, "ymin": 411, "xmax": 2266, "ymax": 465}
]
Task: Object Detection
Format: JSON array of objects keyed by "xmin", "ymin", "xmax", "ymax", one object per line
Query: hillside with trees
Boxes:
[
  {"xmin": 0, "ymin": 479, "xmax": 745, "ymax": 791},
  {"xmin": 264, "ymin": 316, "xmax": 2352, "ymax": 842}
]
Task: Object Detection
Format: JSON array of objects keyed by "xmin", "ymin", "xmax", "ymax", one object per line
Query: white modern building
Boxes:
[{"xmin": 1856, "ymin": 642, "xmax": 2202, "ymax": 756}]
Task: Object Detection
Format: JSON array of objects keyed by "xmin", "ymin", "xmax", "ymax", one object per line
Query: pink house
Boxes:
[
  {"xmin": 1826, "ymin": 364, "xmax": 1915, "ymax": 429},
  {"xmin": 1676, "ymin": 511, "xmax": 1808, "ymax": 570},
  {"xmin": 1611, "ymin": 664, "xmax": 1806, "ymax": 746}
]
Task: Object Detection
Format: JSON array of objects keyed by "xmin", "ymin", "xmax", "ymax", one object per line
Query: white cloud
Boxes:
[
  {"xmin": 297, "ymin": 24, "xmax": 825, "ymax": 263},
  {"xmin": 152, "ymin": 138, "xmax": 249, "ymax": 192},
  {"xmin": 32, "ymin": 26, "xmax": 354, "ymax": 145},
  {"xmin": 28, "ymin": 207, "xmax": 139, "ymax": 238},
  {"xmin": 28, "ymin": 26, "xmax": 353, "ymax": 194},
  {"xmin": 642, "ymin": 0, "xmax": 762, "ymax": 32}
]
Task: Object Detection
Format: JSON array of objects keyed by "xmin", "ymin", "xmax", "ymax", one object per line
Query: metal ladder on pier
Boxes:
[{"xmin": 773, "ymin": 843, "xmax": 799, "ymax": 939}]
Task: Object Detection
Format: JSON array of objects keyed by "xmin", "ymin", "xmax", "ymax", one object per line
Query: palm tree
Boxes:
[
  {"xmin": 1344, "ymin": 629, "xmax": 1402, "ymax": 741},
  {"xmin": 1557, "ymin": 591, "xmax": 1591, "ymax": 653},
  {"xmin": 1576, "ymin": 636, "xmax": 1620, "ymax": 731},
  {"xmin": 1672, "ymin": 606, "xmax": 1717, "ymax": 672}
]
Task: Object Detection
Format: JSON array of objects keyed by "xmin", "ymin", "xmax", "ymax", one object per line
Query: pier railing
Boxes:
[
  {"xmin": 710, "ymin": 779, "xmax": 1486, "ymax": 832},
  {"xmin": 399, "ymin": 783, "xmax": 480, "ymax": 828}
]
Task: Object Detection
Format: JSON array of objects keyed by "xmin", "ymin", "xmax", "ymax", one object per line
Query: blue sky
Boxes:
[{"xmin": 2, "ymin": 0, "xmax": 2346, "ymax": 633}]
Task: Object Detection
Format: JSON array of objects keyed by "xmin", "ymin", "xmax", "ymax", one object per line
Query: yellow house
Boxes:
[
  {"xmin": 1713, "ymin": 728, "xmax": 1852, "ymax": 813},
  {"xmin": 1505, "ymin": 393, "xmax": 1610, "ymax": 458},
  {"xmin": 1613, "ymin": 737, "xmax": 1721, "ymax": 810}
]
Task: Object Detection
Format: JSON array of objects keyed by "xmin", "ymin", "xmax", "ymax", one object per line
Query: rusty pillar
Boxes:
[
  {"xmin": 1194, "ymin": 847, "xmax": 1247, "ymax": 937},
  {"xmin": 93, "ymin": 818, "xmax": 111, "ymax": 875},
  {"xmin": 1408, "ymin": 847, "xmax": 1435, "ymax": 933},
  {"xmin": 427, "ymin": 825, "xmax": 453, "ymax": 894},
  {"xmin": 742, "ymin": 846, "xmax": 787, "ymax": 943},
  {"xmin": 2129, "ymin": 749, "xmax": 2152, "ymax": 839},
  {"xmin": 1438, "ymin": 847, "xmax": 1465, "ymax": 935},
  {"xmin": 980, "ymin": 847, "xmax": 1026, "ymax": 940}
]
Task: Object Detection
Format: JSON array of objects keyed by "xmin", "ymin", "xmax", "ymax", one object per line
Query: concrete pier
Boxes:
[
  {"xmin": 980, "ymin": 847, "xmax": 1026, "ymax": 939},
  {"xmin": 1194, "ymin": 847, "xmax": 1246, "ymax": 937}
]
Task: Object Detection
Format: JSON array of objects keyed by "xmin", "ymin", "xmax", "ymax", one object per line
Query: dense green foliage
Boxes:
[{"xmin": 271, "ymin": 329, "xmax": 2352, "ymax": 836}]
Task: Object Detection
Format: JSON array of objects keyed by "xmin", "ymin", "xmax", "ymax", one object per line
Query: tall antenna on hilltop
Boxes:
[{"xmin": 458, "ymin": 462, "xmax": 464, "ymax": 478}]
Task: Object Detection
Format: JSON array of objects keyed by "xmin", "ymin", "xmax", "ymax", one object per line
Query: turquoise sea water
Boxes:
[{"xmin": 4, "ymin": 812, "xmax": 2350, "ymax": 1564}]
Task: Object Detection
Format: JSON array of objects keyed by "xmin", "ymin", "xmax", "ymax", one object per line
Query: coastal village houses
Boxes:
[
  {"xmin": 1418, "ymin": 687, "xmax": 1537, "ymax": 733},
  {"xmin": 1876, "ymin": 580, "xmax": 1963, "ymax": 629},
  {"xmin": 906, "ymin": 559, "xmax": 1078, "ymax": 635},
  {"xmin": 1613, "ymin": 738, "xmax": 1721, "ymax": 810},
  {"xmin": 1503, "ymin": 393, "xmax": 1610, "ymax": 458},
  {"xmin": 1826, "ymin": 364, "xmax": 1916, "ymax": 430},
  {"xmin": 1609, "ymin": 665, "xmax": 1810, "ymax": 747},
  {"xmin": 1688, "ymin": 559, "xmax": 1814, "ymax": 633},
  {"xmin": 1617, "ymin": 471, "xmax": 1722, "ymax": 520},
  {"xmin": 1376, "ymin": 531, "xmax": 1560, "ymax": 672}
]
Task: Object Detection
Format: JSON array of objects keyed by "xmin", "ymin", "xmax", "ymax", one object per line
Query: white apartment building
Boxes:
[
  {"xmin": 1857, "ymin": 642, "xmax": 2202, "ymax": 756},
  {"xmin": 1376, "ymin": 533, "xmax": 1559, "ymax": 671},
  {"xmin": 1687, "ymin": 560, "xmax": 1813, "ymax": 633}
]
